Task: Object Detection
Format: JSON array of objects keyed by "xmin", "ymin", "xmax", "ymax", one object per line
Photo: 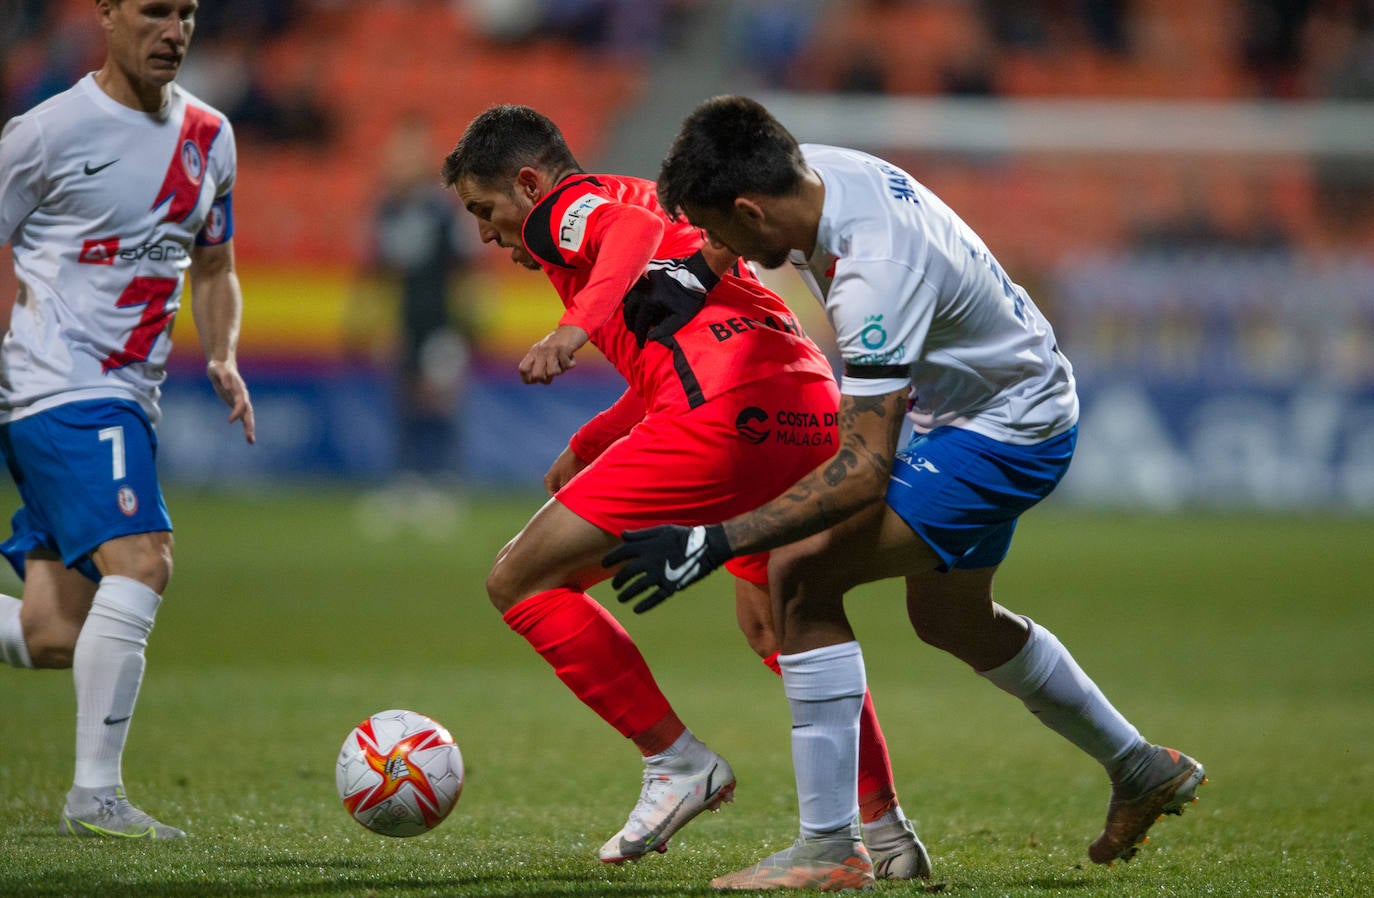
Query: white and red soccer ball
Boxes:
[{"xmin": 336, "ymin": 709, "xmax": 464, "ymax": 837}]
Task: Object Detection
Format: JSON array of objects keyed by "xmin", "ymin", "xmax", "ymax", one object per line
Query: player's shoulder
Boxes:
[
  {"xmin": 172, "ymin": 84, "xmax": 233, "ymax": 133},
  {"xmin": 523, "ymin": 174, "xmax": 618, "ymax": 268},
  {"xmin": 3, "ymin": 76, "xmax": 95, "ymax": 142}
]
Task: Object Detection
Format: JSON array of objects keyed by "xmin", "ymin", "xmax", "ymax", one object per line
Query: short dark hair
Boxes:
[
  {"xmin": 441, "ymin": 104, "xmax": 581, "ymax": 189},
  {"xmin": 658, "ymin": 95, "xmax": 807, "ymax": 218}
]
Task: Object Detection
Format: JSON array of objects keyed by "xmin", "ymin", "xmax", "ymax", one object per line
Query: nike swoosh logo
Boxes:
[
  {"xmin": 103, "ymin": 714, "xmax": 132, "ymax": 726},
  {"xmin": 67, "ymin": 817, "xmax": 155, "ymax": 838},
  {"xmin": 662, "ymin": 527, "xmax": 706, "ymax": 584},
  {"xmin": 630, "ymin": 760, "xmax": 722, "ymax": 853},
  {"xmin": 83, "ymin": 159, "xmax": 119, "ymax": 176}
]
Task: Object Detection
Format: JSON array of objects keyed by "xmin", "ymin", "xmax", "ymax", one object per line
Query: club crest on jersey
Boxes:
[
  {"xmin": 153, "ymin": 106, "xmax": 222, "ymax": 223},
  {"xmin": 180, "ymin": 139, "xmax": 204, "ymax": 184},
  {"xmin": 203, "ymin": 201, "xmax": 227, "ymax": 242},
  {"xmin": 79, "ymin": 237, "xmax": 120, "ymax": 265},
  {"xmin": 558, "ymin": 194, "xmax": 607, "ymax": 252},
  {"xmin": 117, "ymin": 486, "xmax": 139, "ymax": 517}
]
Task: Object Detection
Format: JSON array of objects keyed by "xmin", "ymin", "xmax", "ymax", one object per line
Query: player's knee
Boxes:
[
  {"xmin": 127, "ymin": 542, "xmax": 174, "ymax": 594},
  {"xmin": 767, "ymin": 544, "xmax": 833, "ymax": 605},
  {"xmin": 908, "ymin": 612, "xmax": 953, "ymax": 651},
  {"xmin": 23, "ymin": 621, "xmax": 78, "ymax": 669},
  {"xmin": 739, "ymin": 619, "xmax": 777, "ymax": 658},
  {"xmin": 906, "ymin": 599, "xmax": 970, "ymax": 655},
  {"xmin": 765, "ymin": 553, "xmax": 803, "ymax": 604},
  {"xmin": 95, "ymin": 532, "xmax": 174, "ymax": 594},
  {"xmin": 485, "ymin": 554, "xmax": 521, "ymax": 614}
]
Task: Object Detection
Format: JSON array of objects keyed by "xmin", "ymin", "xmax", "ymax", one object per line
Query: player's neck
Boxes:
[
  {"xmin": 94, "ymin": 65, "xmax": 172, "ymax": 115},
  {"xmin": 788, "ymin": 172, "xmax": 827, "ymax": 258},
  {"xmin": 549, "ymin": 166, "xmax": 584, "ymax": 187}
]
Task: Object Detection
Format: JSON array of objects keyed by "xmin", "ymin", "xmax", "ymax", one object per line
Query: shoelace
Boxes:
[{"xmin": 625, "ymin": 772, "xmax": 674, "ymax": 834}]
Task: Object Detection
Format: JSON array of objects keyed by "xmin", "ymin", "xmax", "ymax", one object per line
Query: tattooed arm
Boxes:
[
  {"xmin": 721, "ymin": 388, "xmax": 909, "ymax": 556},
  {"xmin": 603, "ymin": 386, "xmax": 908, "ymax": 613}
]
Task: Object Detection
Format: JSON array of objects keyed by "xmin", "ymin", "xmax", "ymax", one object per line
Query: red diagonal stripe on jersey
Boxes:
[
  {"xmin": 150, "ymin": 104, "xmax": 223, "ymax": 224},
  {"xmin": 101, "ymin": 277, "xmax": 178, "ymax": 372}
]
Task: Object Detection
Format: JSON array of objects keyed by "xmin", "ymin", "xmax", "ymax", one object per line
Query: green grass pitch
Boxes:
[{"xmin": 1, "ymin": 487, "xmax": 1371, "ymax": 897}]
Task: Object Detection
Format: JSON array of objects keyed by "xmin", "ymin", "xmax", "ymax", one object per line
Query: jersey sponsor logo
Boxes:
[
  {"xmin": 707, "ymin": 313, "xmax": 804, "ymax": 343},
  {"xmin": 118, "ymin": 240, "xmax": 189, "ymax": 263},
  {"xmin": 741, "ymin": 408, "xmax": 838, "ymax": 448},
  {"xmin": 557, "ymin": 193, "xmax": 607, "ymax": 251},
  {"xmin": 773, "ymin": 427, "xmax": 834, "ymax": 447},
  {"xmin": 83, "ymin": 159, "xmax": 119, "ymax": 176},
  {"xmin": 860, "ymin": 315, "xmax": 887, "ymax": 349},
  {"xmin": 735, "ymin": 407, "xmax": 770, "ymax": 444},
  {"xmin": 82, "ymin": 238, "xmax": 189, "ymax": 265},
  {"xmin": 780, "ymin": 409, "xmax": 836, "ymax": 446},
  {"xmin": 79, "ymin": 237, "xmax": 120, "ymax": 265},
  {"xmin": 117, "ymin": 485, "xmax": 139, "ymax": 516},
  {"xmin": 151, "ymin": 105, "xmax": 223, "ymax": 224},
  {"xmin": 776, "ymin": 410, "xmax": 837, "ymax": 428}
]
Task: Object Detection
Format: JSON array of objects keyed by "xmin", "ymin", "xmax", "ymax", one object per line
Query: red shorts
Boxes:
[{"xmin": 558, "ymin": 373, "xmax": 840, "ymax": 586}]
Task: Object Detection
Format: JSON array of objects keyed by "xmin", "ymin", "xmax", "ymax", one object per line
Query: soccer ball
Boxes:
[{"xmin": 335, "ymin": 709, "xmax": 464, "ymax": 837}]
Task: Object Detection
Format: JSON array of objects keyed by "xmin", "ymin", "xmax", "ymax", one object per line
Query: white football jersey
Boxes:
[
  {"xmin": 790, "ymin": 145, "xmax": 1077, "ymax": 444},
  {"xmin": 0, "ymin": 73, "xmax": 236, "ymax": 424}
]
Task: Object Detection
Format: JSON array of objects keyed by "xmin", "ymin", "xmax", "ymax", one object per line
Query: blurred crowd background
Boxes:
[{"xmin": 3, "ymin": 0, "xmax": 1373, "ymax": 510}]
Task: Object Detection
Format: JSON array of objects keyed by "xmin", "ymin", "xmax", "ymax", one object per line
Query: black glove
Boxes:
[
  {"xmin": 622, "ymin": 251, "xmax": 720, "ymax": 347},
  {"xmin": 603, "ymin": 523, "xmax": 733, "ymax": 613}
]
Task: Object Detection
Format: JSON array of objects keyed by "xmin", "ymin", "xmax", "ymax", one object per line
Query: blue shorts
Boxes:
[
  {"xmin": 886, "ymin": 425, "xmax": 1077, "ymax": 571},
  {"xmin": 0, "ymin": 399, "xmax": 171, "ymax": 583}
]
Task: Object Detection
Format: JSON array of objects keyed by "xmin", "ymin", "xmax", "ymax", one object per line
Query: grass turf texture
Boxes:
[{"xmin": 1, "ymin": 487, "xmax": 1370, "ymax": 897}]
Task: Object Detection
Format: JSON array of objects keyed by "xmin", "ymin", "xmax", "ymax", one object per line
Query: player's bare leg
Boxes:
[
  {"xmin": 22, "ymin": 540, "xmax": 186, "ymax": 839},
  {"xmin": 5, "ymin": 549, "xmax": 93, "ymax": 669},
  {"xmin": 709, "ymin": 506, "xmax": 929, "ymax": 889},
  {"xmin": 489, "ymin": 498, "xmax": 734, "ymax": 862}
]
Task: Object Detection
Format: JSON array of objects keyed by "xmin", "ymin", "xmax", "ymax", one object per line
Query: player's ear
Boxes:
[
  {"xmin": 515, "ymin": 167, "xmax": 543, "ymax": 202},
  {"xmin": 733, "ymin": 197, "xmax": 767, "ymax": 226}
]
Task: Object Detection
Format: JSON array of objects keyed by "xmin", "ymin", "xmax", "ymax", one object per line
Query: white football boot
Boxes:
[
  {"xmin": 862, "ymin": 809, "xmax": 932, "ymax": 880},
  {"xmin": 599, "ymin": 745, "xmax": 735, "ymax": 863},
  {"xmin": 59, "ymin": 785, "xmax": 186, "ymax": 839}
]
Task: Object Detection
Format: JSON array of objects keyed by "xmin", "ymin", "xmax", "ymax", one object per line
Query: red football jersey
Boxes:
[{"xmin": 521, "ymin": 173, "xmax": 834, "ymax": 415}]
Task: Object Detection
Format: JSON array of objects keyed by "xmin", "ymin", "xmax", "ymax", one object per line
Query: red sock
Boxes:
[
  {"xmin": 504, "ymin": 588, "xmax": 681, "ymax": 755},
  {"xmin": 763, "ymin": 651, "xmax": 898, "ymax": 823},
  {"xmin": 856, "ymin": 690, "xmax": 898, "ymax": 822}
]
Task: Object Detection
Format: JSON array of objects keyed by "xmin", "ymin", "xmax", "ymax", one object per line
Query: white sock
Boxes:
[
  {"xmin": 72, "ymin": 577, "xmax": 161, "ymax": 789},
  {"xmin": 864, "ymin": 804, "xmax": 907, "ymax": 830},
  {"xmin": 781, "ymin": 641, "xmax": 865, "ymax": 838},
  {"xmin": 0, "ymin": 593, "xmax": 33, "ymax": 668},
  {"xmin": 979, "ymin": 618, "xmax": 1145, "ymax": 777},
  {"xmin": 644, "ymin": 728, "xmax": 707, "ymax": 770}
]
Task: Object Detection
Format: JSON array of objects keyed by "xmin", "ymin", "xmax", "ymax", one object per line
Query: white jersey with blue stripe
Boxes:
[
  {"xmin": 790, "ymin": 144, "xmax": 1077, "ymax": 445},
  {"xmin": 0, "ymin": 74, "xmax": 236, "ymax": 425}
]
